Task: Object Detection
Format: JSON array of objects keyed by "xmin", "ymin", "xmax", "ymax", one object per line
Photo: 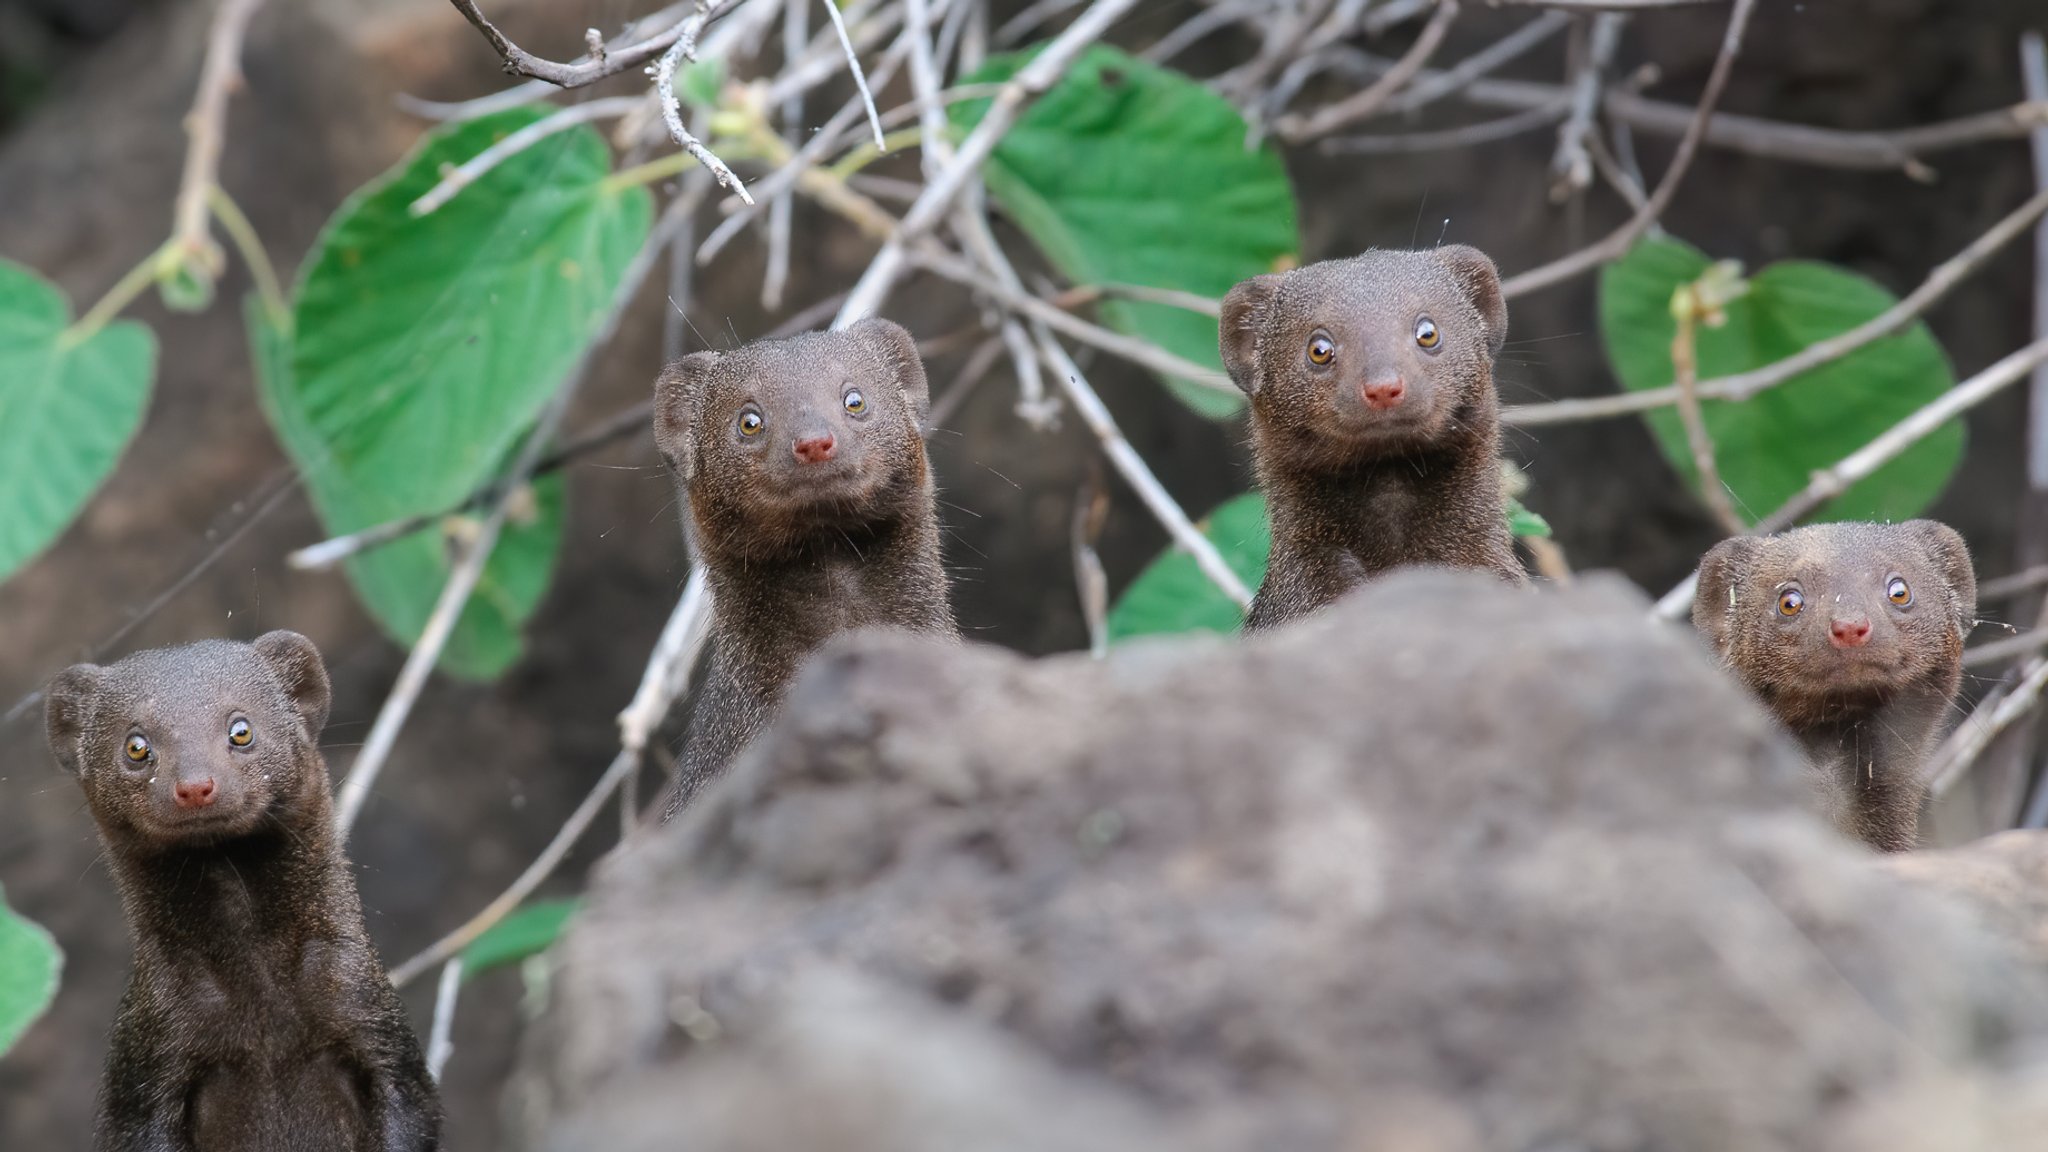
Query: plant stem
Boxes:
[
  {"xmin": 60, "ymin": 242, "xmax": 171, "ymax": 347},
  {"xmin": 604, "ymin": 151, "xmax": 698, "ymax": 192},
  {"xmin": 208, "ymin": 186, "xmax": 289, "ymax": 327}
]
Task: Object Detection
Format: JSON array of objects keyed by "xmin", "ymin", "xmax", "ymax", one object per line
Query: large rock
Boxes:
[
  {"xmin": 1881, "ymin": 829, "xmax": 2048, "ymax": 970},
  {"xmin": 515, "ymin": 570, "xmax": 2048, "ymax": 1150}
]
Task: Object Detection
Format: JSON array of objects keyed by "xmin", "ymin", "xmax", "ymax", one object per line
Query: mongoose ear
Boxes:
[
  {"xmin": 1220, "ymin": 274, "xmax": 1283, "ymax": 396},
  {"xmin": 252, "ymin": 630, "xmax": 332, "ymax": 740},
  {"xmin": 850, "ymin": 317, "xmax": 931, "ymax": 431},
  {"xmin": 1692, "ymin": 536, "xmax": 1761, "ymax": 657},
  {"xmin": 1433, "ymin": 244, "xmax": 1507, "ymax": 358},
  {"xmin": 1906, "ymin": 520, "xmax": 1977, "ymax": 640},
  {"xmin": 653, "ymin": 352, "xmax": 719, "ymax": 482},
  {"xmin": 44, "ymin": 664, "xmax": 102, "ymax": 776}
]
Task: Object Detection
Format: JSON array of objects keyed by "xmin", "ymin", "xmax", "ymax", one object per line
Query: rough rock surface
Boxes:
[
  {"xmin": 516, "ymin": 571, "xmax": 2048, "ymax": 1151},
  {"xmin": 1881, "ymin": 829, "xmax": 2048, "ymax": 970}
]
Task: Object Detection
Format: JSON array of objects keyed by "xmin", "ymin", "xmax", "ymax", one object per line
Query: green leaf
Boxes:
[
  {"xmin": 461, "ymin": 898, "xmax": 579, "ymax": 982},
  {"xmin": 1106, "ymin": 489, "xmax": 1553, "ymax": 640},
  {"xmin": 0, "ymin": 259, "xmax": 155, "ymax": 584},
  {"xmin": 261, "ymin": 106, "xmax": 648, "ymax": 677},
  {"xmin": 1507, "ymin": 495, "xmax": 1551, "ymax": 539},
  {"xmin": 953, "ymin": 46, "xmax": 1298, "ymax": 419},
  {"xmin": 1107, "ymin": 492, "xmax": 1269, "ymax": 641},
  {"xmin": 679, "ymin": 58, "xmax": 725, "ymax": 111},
  {"xmin": 1599, "ymin": 238, "xmax": 1962, "ymax": 525},
  {"xmin": 0, "ymin": 884, "xmax": 62, "ymax": 1058},
  {"xmin": 250, "ymin": 300, "xmax": 566, "ymax": 679}
]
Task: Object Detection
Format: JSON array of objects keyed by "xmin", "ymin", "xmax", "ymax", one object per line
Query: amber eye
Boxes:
[
  {"xmin": 228, "ymin": 718, "xmax": 253, "ymax": 748},
  {"xmin": 843, "ymin": 389, "xmax": 866, "ymax": 414},
  {"xmin": 1306, "ymin": 335, "xmax": 1335, "ymax": 366},
  {"xmin": 1415, "ymin": 317, "xmax": 1440, "ymax": 349},
  {"xmin": 1777, "ymin": 588, "xmax": 1804, "ymax": 617},
  {"xmin": 125, "ymin": 734, "xmax": 151, "ymax": 763},
  {"xmin": 1887, "ymin": 576, "xmax": 1912, "ymax": 606},
  {"xmin": 738, "ymin": 410, "xmax": 763, "ymax": 436}
]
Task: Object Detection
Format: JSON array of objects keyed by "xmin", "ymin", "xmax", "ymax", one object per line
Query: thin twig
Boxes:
[
  {"xmin": 834, "ymin": 0, "xmax": 1142, "ymax": 326},
  {"xmin": 1384, "ymin": 9, "xmax": 1571, "ymax": 116},
  {"xmin": 1551, "ymin": 12, "xmax": 1625, "ymax": 201},
  {"xmin": 1651, "ymin": 338, "xmax": 2048, "ymax": 619},
  {"xmin": 410, "ymin": 97, "xmax": 646, "ymax": 216},
  {"xmin": 171, "ymin": 0, "xmax": 269, "ymax": 280},
  {"xmin": 1072, "ymin": 468, "xmax": 1111, "ymax": 658},
  {"xmin": 443, "ymin": 0, "xmax": 740, "ymax": 88},
  {"xmin": 763, "ymin": 0, "xmax": 810, "ymax": 310},
  {"xmin": 1036, "ymin": 333, "xmax": 1253, "ymax": 608},
  {"xmin": 696, "ymin": 28, "xmax": 916, "ymax": 266},
  {"xmin": 821, "ymin": 0, "xmax": 889, "ymax": 150},
  {"xmin": 1671, "ymin": 293, "xmax": 1746, "ymax": 534},
  {"xmin": 654, "ymin": 8, "xmax": 755, "ymax": 204},
  {"xmin": 909, "ymin": 245, "xmax": 1235, "ymax": 398},
  {"xmin": 1506, "ymin": 188, "xmax": 2048, "ymax": 425},
  {"xmin": 1927, "ymin": 655, "xmax": 2048, "ymax": 798},
  {"xmin": 1981, "ymin": 564, "xmax": 2048, "ymax": 601},
  {"xmin": 1500, "ymin": 0, "xmax": 1757, "ymax": 299},
  {"xmin": 1274, "ymin": 0, "xmax": 1461, "ymax": 143},
  {"xmin": 2025, "ymin": 33, "xmax": 2048, "ymax": 490},
  {"xmin": 1323, "ymin": 100, "xmax": 1569, "ymax": 154},
  {"xmin": 389, "ymin": 566, "xmax": 712, "ymax": 989},
  {"xmin": 426, "ymin": 958, "xmax": 463, "ymax": 1082},
  {"xmin": 1964, "ymin": 628, "xmax": 2048, "ymax": 671}
]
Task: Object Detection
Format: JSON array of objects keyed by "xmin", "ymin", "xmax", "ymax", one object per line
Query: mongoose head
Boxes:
[
  {"xmin": 1220, "ymin": 246, "xmax": 1507, "ymax": 470},
  {"xmin": 1693, "ymin": 521, "xmax": 1975, "ymax": 719},
  {"xmin": 653, "ymin": 318, "xmax": 933, "ymax": 561},
  {"xmin": 45, "ymin": 632, "xmax": 333, "ymax": 849}
]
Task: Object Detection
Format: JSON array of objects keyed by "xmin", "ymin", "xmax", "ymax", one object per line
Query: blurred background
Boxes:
[{"xmin": 1, "ymin": 0, "xmax": 2042, "ymax": 1146}]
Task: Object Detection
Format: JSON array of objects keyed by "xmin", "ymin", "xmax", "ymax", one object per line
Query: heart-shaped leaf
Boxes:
[
  {"xmin": 251, "ymin": 300, "xmax": 565, "ymax": 680},
  {"xmin": 0, "ymin": 885, "xmax": 62, "ymax": 1057},
  {"xmin": 953, "ymin": 45, "xmax": 1298, "ymax": 419},
  {"xmin": 258, "ymin": 107, "xmax": 649, "ymax": 678},
  {"xmin": 1600, "ymin": 238, "xmax": 1962, "ymax": 525},
  {"xmin": 0, "ymin": 259, "xmax": 155, "ymax": 584}
]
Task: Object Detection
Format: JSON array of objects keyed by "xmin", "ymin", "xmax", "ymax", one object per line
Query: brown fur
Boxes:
[
  {"xmin": 1221, "ymin": 246, "xmax": 1526, "ymax": 632},
  {"xmin": 654, "ymin": 318, "xmax": 957, "ymax": 817},
  {"xmin": 43, "ymin": 633, "xmax": 439, "ymax": 1152},
  {"xmin": 1693, "ymin": 521, "xmax": 1976, "ymax": 852}
]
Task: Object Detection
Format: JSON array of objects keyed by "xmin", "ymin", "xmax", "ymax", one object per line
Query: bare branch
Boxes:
[
  {"xmin": 1385, "ymin": 9, "xmax": 1571, "ymax": 116},
  {"xmin": 1551, "ymin": 12, "xmax": 1625, "ymax": 200},
  {"xmin": 1500, "ymin": 0, "xmax": 1758, "ymax": 299},
  {"xmin": 834, "ymin": 0, "xmax": 1143, "ymax": 327},
  {"xmin": 1927, "ymin": 654, "xmax": 2048, "ymax": 798},
  {"xmin": 388, "ymin": 566, "xmax": 712, "ymax": 989},
  {"xmin": 653, "ymin": 13, "xmax": 755, "ymax": 203},
  {"xmin": 1324, "ymin": 100, "xmax": 1568, "ymax": 154},
  {"xmin": 171, "ymin": 0, "xmax": 269, "ymax": 279},
  {"xmin": 1651, "ymin": 338, "xmax": 2048, "ymax": 619},
  {"xmin": 909, "ymin": 245, "xmax": 1235, "ymax": 398},
  {"xmin": 1670, "ymin": 293, "xmax": 1746, "ymax": 535},
  {"xmin": 411, "ymin": 97, "xmax": 646, "ymax": 217},
  {"xmin": 1036, "ymin": 335, "xmax": 1254, "ymax": 608},
  {"xmin": 426, "ymin": 958, "xmax": 463, "ymax": 1082},
  {"xmin": 443, "ymin": 0, "xmax": 741, "ymax": 88},
  {"xmin": 1505, "ymin": 188, "xmax": 2048, "ymax": 426},
  {"xmin": 821, "ymin": 0, "xmax": 889, "ymax": 150},
  {"xmin": 1274, "ymin": 0, "xmax": 1462, "ymax": 143}
]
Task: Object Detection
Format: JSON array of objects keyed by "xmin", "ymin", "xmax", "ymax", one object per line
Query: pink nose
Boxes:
[
  {"xmin": 1829, "ymin": 617, "xmax": 1871, "ymax": 648},
  {"xmin": 1362, "ymin": 378, "xmax": 1406, "ymax": 410},
  {"xmin": 793, "ymin": 433, "xmax": 836, "ymax": 464},
  {"xmin": 174, "ymin": 777, "xmax": 217, "ymax": 809}
]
